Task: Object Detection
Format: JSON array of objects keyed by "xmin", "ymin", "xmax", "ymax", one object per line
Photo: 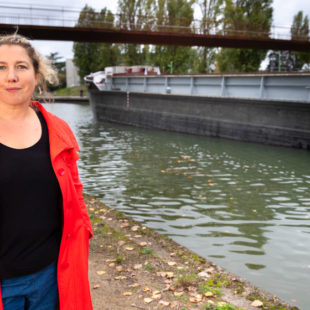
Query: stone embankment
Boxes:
[{"xmin": 85, "ymin": 195, "xmax": 297, "ymax": 310}]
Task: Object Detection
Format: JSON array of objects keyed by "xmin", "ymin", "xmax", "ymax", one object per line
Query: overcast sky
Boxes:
[{"xmin": 1, "ymin": 0, "xmax": 310, "ymax": 59}]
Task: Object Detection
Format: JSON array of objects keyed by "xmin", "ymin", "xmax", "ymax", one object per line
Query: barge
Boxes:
[{"xmin": 85, "ymin": 67, "xmax": 310, "ymax": 150}]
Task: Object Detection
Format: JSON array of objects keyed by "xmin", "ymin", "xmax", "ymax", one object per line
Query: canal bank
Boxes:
[
  {"xmin": 36, "ymin": 96, "xmax": 89, "ymax": 103},
  {"xmin": 44, "ymin": 103, "xmax": 310, "ymax": 309},
  {"xmin": 86, "ymin": 195, "xmax": 297, "ymax": 310}
]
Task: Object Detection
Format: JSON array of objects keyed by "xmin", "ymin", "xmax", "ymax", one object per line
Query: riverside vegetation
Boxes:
[{"xmin": 85, "ymin": 195, "xmax": 298, "ymax": 310}]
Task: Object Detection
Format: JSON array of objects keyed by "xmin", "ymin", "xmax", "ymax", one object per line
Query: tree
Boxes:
[
  {"xmin": 73, "ymin": 5, "xmax": 120, "ymax": 80},
  {"xmin": 46, "ymin": 52, "xmax": 66, "ymax": 90},
  {"xmin": 117, "ymin": 0, "xmax": 148, "ymax": 65},
  {"xmin": 196, "ymin": 0, "xmax": 223, "ymax": 73},
  {"xmin": 151, "ymin": 0, "xmax": 195, "ymax": 73},
  {"xmin": 216, "ymin": 0, "xmax": 273, "ymax": 72},
  {"xmin": 290, "ymin": 11, "xmax": 310, "ymax": 70}
]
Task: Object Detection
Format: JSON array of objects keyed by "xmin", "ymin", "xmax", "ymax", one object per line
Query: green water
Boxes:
[{"xmin": 45, "ymin": 103, "xmax": 310, "ymax": 309}]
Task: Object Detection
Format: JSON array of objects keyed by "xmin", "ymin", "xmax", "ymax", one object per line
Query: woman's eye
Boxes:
[
  {"xmin": 17, "ymin": 64, "xmax": 27, "ymax": 69},
  {"xmin": 0, "ymin": 65, "xmax": 5, "ymax": 70}
]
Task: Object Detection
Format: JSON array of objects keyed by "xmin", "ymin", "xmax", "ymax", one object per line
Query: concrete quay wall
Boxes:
[{"xmin": 89, "ymin": 90, "xmax": 310, "ymax": 150}]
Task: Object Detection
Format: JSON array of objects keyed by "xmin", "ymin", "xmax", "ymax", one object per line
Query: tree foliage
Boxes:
[
  {"xmin": 216, "ymin": 0, "xmax": 273, "ymax": 72},
  {"xmin": 73, "ymin": 0, "xmax": 276, "ymax": 76},
  {"xmin": 46, "ymin": 52, "xmax": 66, "ymax": 90},
  {"xmin": 290, "ymin": 11, "xmax": 310, "ymax": 70},
  {"xmin": 151, "ymin": 0, "xmax": 195, "ymax": 73},
  {"xmin": 73, "ymin": 5, "xmax": 120, "ymax": 80},
  {"xmin": 196, "ymin": 0, "xmax": 223, "ymax": 73}
]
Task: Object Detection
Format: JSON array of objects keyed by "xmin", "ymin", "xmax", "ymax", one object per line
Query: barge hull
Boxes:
[{"xmin": 89, "ymin": 90, "xmax": 310, "ymax": 150}]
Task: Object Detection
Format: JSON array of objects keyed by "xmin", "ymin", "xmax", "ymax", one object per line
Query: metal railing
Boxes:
[
  {"xmin": 0, "ymin": 3, "xmax": 308, "ymax": 42},
  {"xmin": 107, "ymin": 73, "xmax": 310, "ymax": 103}
]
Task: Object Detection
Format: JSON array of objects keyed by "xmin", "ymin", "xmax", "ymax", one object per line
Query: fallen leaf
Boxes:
[
  {"xmin": 159, "ymin": 300, "xmax": 170, "ymax": 306},
  {"xmin": 198, "ymin": 271, "xmax": 209, "ymax": 278},
  {"xmin": 143, "ymin": 287, "xmax": 150, "ymax": 292},
  {"xmin": 204, "ymin": 292, "xmax": 214, "ymax": 297},
  {"xmin": 174, "ymin": 292, "xmax": 183, "ymax": 297},
  {"xmin": 118, "ymin": 240, "xmax": 126, "ymax": 246},
  {"xmin": 205, "ymin": 267, "xmax": 215, "ymax": 273},
  {"xmin": 134, "ymin": 235, "xmax": 142, "ymax": 238},
  {"xmin": 217, "ymin": 302, "xmax": 227, "ymax": 307},
  {"xmin": 114, "ymin": 276, "xmax": 127, "ymax": 280},
  {"xmin": 96, "ymin": 270, "xmax": 105, "ymax": 275},
  {"xmin": 144, "ymin": 298, "xmax": 153, "ymax": 304},
  {"xmin": 166, "ymin": 272, "xmax": 174, "ymax": 278},
  {"xmin": 121, "ymin": 223, "xmax": 129, "ymax": 228},
  {"xmin": 131, "ymin": 225, "xmax": 140, "ymax": 231},
  {"xmin": 167, "ymin": 261, "xmax": 177, "ymax": 266},
  {"xmin": 134, "ymin": 264, "xmax": 143, "ymax": 270},
  {"xmin": 89, "ymin": 208, "xmax": 95, "ymax": 211},
  {"xmin": 139, "ymin": 242, "xmax": 147, "ymax": 247},
  {"xmin": 129, "ymin": 283, "xmax": 140, "ymax": 288},
  {"xmin": 109, "ymin": 263, "xmax": 115, "ymax": 268},
  {"xmin": 122, "ymin": 292, "xmax": 132, "ymax": 296},
  {"xmin": 190, "ymin": 294, "xmax": 202, "ymax": 303},
  {"xmin": 157, "ymin": 271, "xmax": 167, "ymax": 277},
  {"xmin": 125, "ymin": 247, "xmax": 134, "ymax": 251},
  {"xmin": 116, "ymin": 266, "xmax": 123, "ymax": 272},
  {"xmin": 152, "ymin": 291, "xmax": 161, "ymax": 299},
  {"xmin": 170, "ymin": 252, "xmax": 176, "ymax": 257},
  {"xmin": 251, "ymin": 300, "xmax": 263, "ymax": 307},
  {"xmin": 93, "ymin": 284, "xmax": 101, "ymax": 289}
]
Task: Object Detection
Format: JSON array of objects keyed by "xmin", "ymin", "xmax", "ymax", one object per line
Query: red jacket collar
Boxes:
[{"xmin": 32, "ymin": 101, "xmax": 79, "ymax": 160}]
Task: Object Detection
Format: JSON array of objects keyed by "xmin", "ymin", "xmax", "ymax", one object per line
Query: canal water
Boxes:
[{"xmin": 45, "ymin": 103, "xmax": 310, "ymax": 309}]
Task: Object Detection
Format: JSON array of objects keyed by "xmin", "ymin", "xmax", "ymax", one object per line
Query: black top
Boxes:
[{"xmin": 0, "ymin": 111, "xmax": 62, "ymax": 279}]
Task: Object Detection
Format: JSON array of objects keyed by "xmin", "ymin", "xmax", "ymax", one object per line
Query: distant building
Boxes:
[{"xmin": 66, "ymin": 59, "xmax": 80, "ymax": 87}]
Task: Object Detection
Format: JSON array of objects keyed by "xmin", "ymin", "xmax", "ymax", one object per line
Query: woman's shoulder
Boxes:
[{"xmin": 32, "ymin": 101, "xmax": 79, "ymax": 150}]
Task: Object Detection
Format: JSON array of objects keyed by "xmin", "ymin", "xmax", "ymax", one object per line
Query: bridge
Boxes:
[{"xmin": 0, "ymin": 4, "xmax": 309, "ymax": 52}]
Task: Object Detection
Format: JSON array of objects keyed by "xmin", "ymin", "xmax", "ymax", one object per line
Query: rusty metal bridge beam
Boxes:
[{"xmin": 1, "ymin": 24, "xmax": 310, "ymax": 52}]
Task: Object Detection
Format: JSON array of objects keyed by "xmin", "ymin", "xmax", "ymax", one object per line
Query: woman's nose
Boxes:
[{"xmin": 7, "ymin": 68, "xmax": 18, "ymax": 82}]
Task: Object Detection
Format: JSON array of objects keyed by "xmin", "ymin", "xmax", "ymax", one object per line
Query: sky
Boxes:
[{"xmin": 1, "ymin": 0, "xmax": 310, "ymax": 60}]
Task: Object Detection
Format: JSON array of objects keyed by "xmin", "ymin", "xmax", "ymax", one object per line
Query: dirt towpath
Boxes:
[{"xmin": 85, "ymin": 196, "xmax": 297, "ymax": 310}]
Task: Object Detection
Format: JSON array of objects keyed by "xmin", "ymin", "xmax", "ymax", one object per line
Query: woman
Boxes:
[{"xmin": 0, "ymin": 34, "xmax": 93, "ymax": 310}]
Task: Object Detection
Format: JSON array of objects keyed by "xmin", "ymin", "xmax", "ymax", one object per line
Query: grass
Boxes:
[
  {"xmin": 139, "ymin": 248, "xmax": 153, "ymax": 255},
  {"xmin": 115, "ymin": 256, "xmax": 124, "ymax": 264},
  {"xmin": 175, "ymin": 273, "xmax": 198, "ymax": 288},
  {"xmin": 53, "ymin": 85, "xmax": 88, "ymax": 97},
  {"xmin": 144, "ymin": 263, "xmax": 154, "ymax": 270},
  {"xmin": 202, "ymin": 304, "xmax": 243, "ymax": 310}
]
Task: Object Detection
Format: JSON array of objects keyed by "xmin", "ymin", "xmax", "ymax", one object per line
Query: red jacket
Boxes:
[{"xmin": 0, "ymin": 102, "xmax": 93, "ymax": 310}]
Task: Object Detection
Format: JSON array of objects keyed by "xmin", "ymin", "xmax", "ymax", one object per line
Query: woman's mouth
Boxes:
[{"xmin": 6, "ymin": 87, "xmax": 21, "ymax": 92}]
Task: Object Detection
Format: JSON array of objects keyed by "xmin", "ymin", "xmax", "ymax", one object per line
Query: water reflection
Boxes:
[{"xmin": 45, "ymin": 103, "xmax": 310, "ymax": 309}]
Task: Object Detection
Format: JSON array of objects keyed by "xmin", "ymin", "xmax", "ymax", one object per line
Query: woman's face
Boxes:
[{"xmin": 0, "ymin": 44, "xmax": 38, "ymax": 108}]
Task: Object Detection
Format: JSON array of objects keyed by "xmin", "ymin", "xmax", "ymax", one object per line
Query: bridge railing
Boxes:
[{"xmin": 0, "ymin": 3, "xmax": 308, "ymax": 42}]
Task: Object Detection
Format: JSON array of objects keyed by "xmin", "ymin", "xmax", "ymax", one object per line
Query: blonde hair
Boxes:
[{"xmin": 0, "ymin": 33, "xmax": 59, "ymax": 99}]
